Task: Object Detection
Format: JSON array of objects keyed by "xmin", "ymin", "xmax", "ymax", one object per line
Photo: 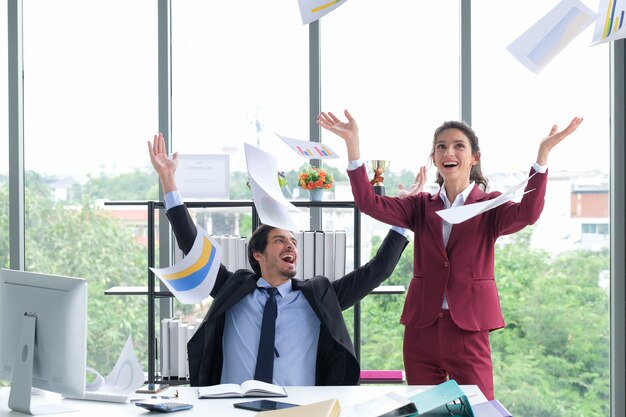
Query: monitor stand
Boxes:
[{"xmin": 8, "ymin": 313, "xmax": 78, "ymax": 415}]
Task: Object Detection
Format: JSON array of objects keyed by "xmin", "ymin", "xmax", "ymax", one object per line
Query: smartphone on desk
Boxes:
[{"xmin": 233, "ymin": 399, "xmax": 299, "ymax": 411}]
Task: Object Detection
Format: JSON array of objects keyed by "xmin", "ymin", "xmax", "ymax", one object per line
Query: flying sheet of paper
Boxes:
[
  {"xmin": 298, "ymin": 0, "xmax": 347, "ymax": 25},
  {"xmin": 275, "ymin": 133, "xmax": 339, "ymax": 159},
  {"xmin": 150, "ymin": 225, "xmax": 222, "ymax": 304},
  {"xmin": 85, "ymin": 335, "xmax": 145, "ymax": 394},
  {"xmin": 592, "ymin": 0, "xmax": 626, "ymax": 44},
  {"xmin": 436, "ymin": 174, "xmax": 536, "ymax": 225},
  {"xmin": 507, "ymin": 0, "xmax": 597, "ymax": 73},
  {"xmin": 244, "ymin": 143, "xmax": 309, "ymax": 231}
]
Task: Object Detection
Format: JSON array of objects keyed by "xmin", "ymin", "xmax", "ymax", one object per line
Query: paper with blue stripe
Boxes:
[{"xmin": 150, "ymin": 225, "xmax": 222, "ymax": 304}]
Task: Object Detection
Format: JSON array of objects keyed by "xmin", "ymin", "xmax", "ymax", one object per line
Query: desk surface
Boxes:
[{"xmin": 0, "ymin": 385, "xmax": 487, "ymax": 416}]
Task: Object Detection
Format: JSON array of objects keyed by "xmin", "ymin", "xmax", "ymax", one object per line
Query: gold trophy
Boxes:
[{"xmin": 368, "ymin": 160, "xmax": 390, "ymax": 196}]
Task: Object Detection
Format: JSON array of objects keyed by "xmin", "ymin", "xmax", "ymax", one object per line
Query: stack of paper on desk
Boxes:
[{"xmin": 256, "ymin": 398, "xmax": 341, "ymax": 417}]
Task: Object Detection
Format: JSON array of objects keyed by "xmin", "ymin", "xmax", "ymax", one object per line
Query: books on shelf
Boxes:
[
  {"xmin": 302, "ymin": 231, "xmax": 315, "ymax": 279},
  {"xmin": 175, "ymin": 230, "xmax": 345, "ymax": 281},
  {"xmin": 299, "ymin": 230, "xmax": 346, "ymax": 280},
  {"xmin": 256, "ymin": 398, "xmax": 340, "ymax": 417},
  {"xmin": 323, "ymin": 231, "xmax": 335, "ymax": 281},
  {"xmin": 168, "ymin": 318, "xmax": 180, "ymax": 377},
  {"xmin": 160, "ymin": 316, "xmax": 202, "ymax": 379},
  {"xmin": 198, "ymin": 380, "xmax": 287, "ymax": 399},
  {"xmin": 294, "ymin": 231, "xmax": 304, "ymax": 279},
  {"xmin": 212, "ymin": 234, "xmax": 248, "ymax": 271},
  {"xmin": 314, "ymin": 231, "xmax": 325, "ymax": 276},
  {"xmin": 334, "ymin": 231, "xmax": 346, "ymax": 279},
  {"xmin": 160, "ymin": 318, "xmax": 170, "ymax": 378}
]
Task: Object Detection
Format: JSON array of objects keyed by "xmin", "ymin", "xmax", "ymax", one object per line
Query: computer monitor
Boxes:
[{"xmin": 0, "ymin": 268, "xmax": 88, "ymax": 415}]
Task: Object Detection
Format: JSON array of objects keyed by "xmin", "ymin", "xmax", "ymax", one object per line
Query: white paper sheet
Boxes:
[
  {"xmin": 244, "ymin": 143, "xmax": 309, "ymax": 231},
  {"xmin": 275, "ymin": 133, "xmax": 339, "ymax": 159},
  {"xmin": 507, "ymin": 0, "xmax": 597, "ymax": 73},
  {"xmin": 436, "ymin": 174, "xmax": 536, "ymax": 225},
  {"xmin": 150, "ymin": 225, "xmax": 222, "ymax": 304},
  {"xmin": 85, "ymin": 336, "xmax": 145, "ymax": 394},
  {"xmin": 298, "ymin": 0, "xmax": 347, "ymax": 25},
  {"xmin": 592, "ymin": 0, "xmax": 626, "ymax": 44}
]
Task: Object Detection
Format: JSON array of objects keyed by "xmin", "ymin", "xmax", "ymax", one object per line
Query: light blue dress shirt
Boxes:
[
  {"xmin": 164, "ymin": 191, "xmax": 320, "ymax": 386},
  {"xmin": 221, "ymin": 278, "xmax": 320, "ymax": 386}
]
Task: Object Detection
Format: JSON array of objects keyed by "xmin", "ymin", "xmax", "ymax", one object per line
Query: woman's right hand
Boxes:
[{"xmin": 398, "ymin": 166, "xmax": 427, "ymax": 198}]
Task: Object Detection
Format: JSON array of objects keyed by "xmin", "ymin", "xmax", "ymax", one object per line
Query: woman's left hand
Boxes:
[{"xmin": 536, "ymin": 116, "xmax": 583, "ymax": 165}]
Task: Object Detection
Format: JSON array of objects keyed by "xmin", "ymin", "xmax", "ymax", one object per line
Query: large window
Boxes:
[
  {"xmin": 472, "ymin": 2, "xmax": 610, "ymax": 416},
  {"xmin": 5, "ymin": 2, "xmax": 616, "ymax": 414},
  {"xmin": 21, "ymin": 0, "xmax": 158, "ymax": 374}
]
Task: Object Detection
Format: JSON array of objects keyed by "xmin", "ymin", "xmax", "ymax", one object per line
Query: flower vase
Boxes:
[{"xmin": 309, "ymin": 188, "xmax": 323, "ymax": 202}]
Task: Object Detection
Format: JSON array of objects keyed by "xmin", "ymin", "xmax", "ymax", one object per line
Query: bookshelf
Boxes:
[{"xmin": 104, "ymin": 200, "xmax": 404, "ymax": 384}]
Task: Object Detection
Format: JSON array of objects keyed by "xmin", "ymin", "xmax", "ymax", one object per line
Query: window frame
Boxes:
[{"xmin": 6, "ymin": 2, "xmax": 624, "ymax": 414}]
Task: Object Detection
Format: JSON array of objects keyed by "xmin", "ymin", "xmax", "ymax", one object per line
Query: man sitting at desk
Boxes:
[{"xmin": 148, "ymin": 133, "xmax": 409, "ymax": 387}]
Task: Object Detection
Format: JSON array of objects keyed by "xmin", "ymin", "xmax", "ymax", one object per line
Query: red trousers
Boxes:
[{"xmin": 403, "ymin": 309, "xmax": 494, "ymax": 400}]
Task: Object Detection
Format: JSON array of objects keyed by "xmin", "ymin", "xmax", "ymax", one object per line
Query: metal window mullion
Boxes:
[
  {"xmin": 610, "ymin": 39, "xmax": 626, "ymax": 417},
  {"xmin": 8, "ymin": 0, "xmax": 25, "ymax": 271},
  {"xmin": 156, "ymin": 0, "xmax": 173, "ymax": 383},
  {"xmin": 460, "ymin": 0, "xmax": 471, "ymax": 124},
  {"xmin": 309, "ymin": 20, "xmax": 322, "ymax": 231}
]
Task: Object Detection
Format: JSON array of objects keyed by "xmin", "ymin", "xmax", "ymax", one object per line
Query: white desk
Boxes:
[{"xmin": 0, "ymin": 385, "xmax": 487, "ymax": 416}]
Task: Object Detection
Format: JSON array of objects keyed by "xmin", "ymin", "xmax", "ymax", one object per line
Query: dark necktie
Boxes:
[{"xmin": 254, "ymin": 287, "xmax": 279, "ymax": 383}]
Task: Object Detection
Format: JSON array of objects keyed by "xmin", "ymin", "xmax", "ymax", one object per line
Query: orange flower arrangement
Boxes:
[{"xmin": 298, "ymin": 165, "xmax": 334, "ymax": 191}]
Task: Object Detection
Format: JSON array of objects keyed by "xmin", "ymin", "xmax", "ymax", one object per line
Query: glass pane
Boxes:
[
  {"xmin": 172, "ymin": 0, "xmax": 309, "ymax": 204},
  {"xmin": 322, "ymin": 1, "xmax": 461, "ymax": 372},
  {"xmin": 0, "ymin": 3, "xmax": 8, "ymax": 270},
  {"xmin": 23, "ymin": 0, "xmax": 158, "ymax": 376},
  {"xmin": 170, "ymin": 0, "xmax": 311, "ymax": 328},
  {"xmin": 321, "ymin": 1, "xmax": 460, "ymax": 175},
  {"xmin": 472, "ymin": 2, "xmax": 609, "ymax": 416}
]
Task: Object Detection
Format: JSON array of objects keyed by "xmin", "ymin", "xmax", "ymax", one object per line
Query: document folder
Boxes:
[{"xmin": 408, "ymin": 380, "xmax": 474, "ymax": 416}]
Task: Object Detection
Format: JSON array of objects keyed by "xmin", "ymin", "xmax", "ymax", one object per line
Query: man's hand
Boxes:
[{"xmin": 147, "ymin": 132, "xmax": 179, "ymax": 193}]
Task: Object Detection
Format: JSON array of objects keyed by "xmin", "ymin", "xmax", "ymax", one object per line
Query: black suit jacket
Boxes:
[{"xmin": 166, "ymin": 204, "xmax": 408, "ymax": 386}]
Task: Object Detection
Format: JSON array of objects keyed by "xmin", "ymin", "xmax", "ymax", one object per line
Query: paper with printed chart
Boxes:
[
  {"xmin": 150, "ymin": 224, "xmax": 222, "ymax": 304},
  {"xmin": 298, "ymin": 0, "xmax": 348, "ymax": 25},
  {"xmin": 592, "ymin": 0, "xmax": 626, "ymax": 44},
  {"xmin": 244, "ymin": 143, "xmax": 309, "ymax": 232},
  {"xmin": 276, "ymin": 133, "xmax": 340, "ymax": 159},
  {"xmin": 436, "ymin": 174, "xmax": 536, "ymax": 225},
  {"xmin": 506, "ymin": 0, "xmax": 597, "ymax": 73}
]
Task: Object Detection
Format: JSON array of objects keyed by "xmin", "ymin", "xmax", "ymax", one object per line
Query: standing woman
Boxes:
[{"xmin": 317, "ymin": 110, "xmax": 582, "ymax": 400}]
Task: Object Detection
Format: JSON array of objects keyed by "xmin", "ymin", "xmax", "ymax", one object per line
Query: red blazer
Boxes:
[{"xmin": 348, "ymin": 165, "xmax": 547, "ymax": 332}]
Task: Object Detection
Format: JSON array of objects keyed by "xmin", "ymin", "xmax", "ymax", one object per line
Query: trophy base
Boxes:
[{"xmin": 373, "ymin": 184, "xmax": 386, "ymax": 196}]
